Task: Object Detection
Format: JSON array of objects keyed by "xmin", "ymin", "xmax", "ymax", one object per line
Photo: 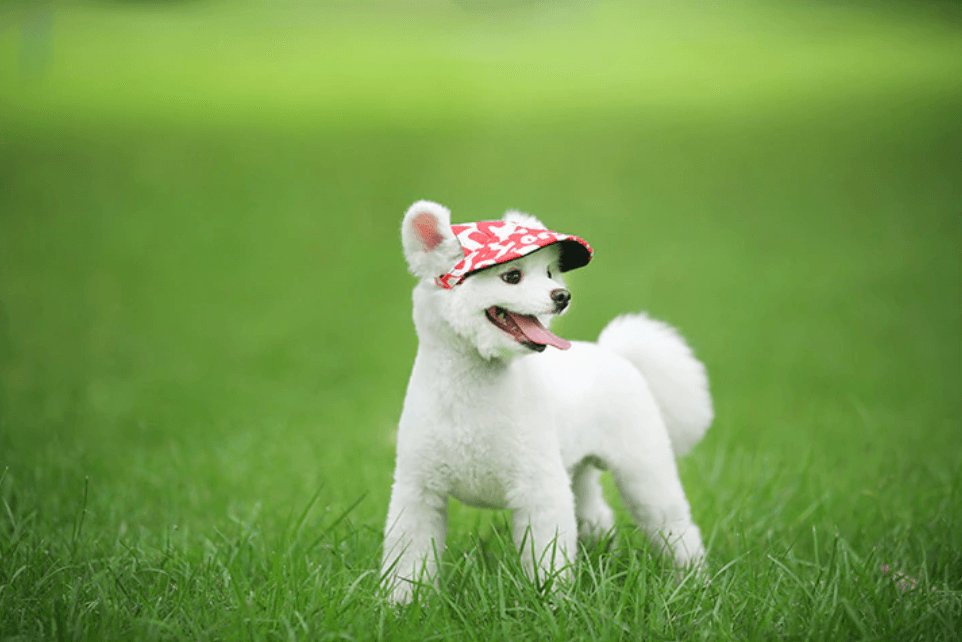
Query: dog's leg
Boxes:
[
  {"xmin": 610, "ymin": 456, "xmax": 706, "ymax": 572},
  {"xmin": 381, "ymin": 484, "xmax": 447, "ymax": 605},
  {"xmin": 510, "ymin": 468, "xmax": 578, "ymax": 589},
  {"xmin": 571, "ymin": 464, "xmax": 615, "ymax": 544}
]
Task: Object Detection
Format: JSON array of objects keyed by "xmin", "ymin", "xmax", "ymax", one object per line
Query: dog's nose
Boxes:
[{"xmin": 551, "ymin": 288, "xmax": 571, "ymax": 312}]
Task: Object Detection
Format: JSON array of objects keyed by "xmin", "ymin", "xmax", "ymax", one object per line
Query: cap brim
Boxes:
[{"xmin": 558, "ymin": 238, "xmax": 592, "ymax": 272}]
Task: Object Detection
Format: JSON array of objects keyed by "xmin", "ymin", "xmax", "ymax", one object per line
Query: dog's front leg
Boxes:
[
  {"xmin": 381, "ymin": 483, "xmax": 447, "ymax": 605},
  {"xmin": 510, "ymin": 469, "xmax": 577, "ymax": 590}
]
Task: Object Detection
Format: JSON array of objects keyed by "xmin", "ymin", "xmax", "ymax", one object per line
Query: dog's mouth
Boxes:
[{"xmin": 485, "ymin": 306, "xmax": 571, "ymax": 352}]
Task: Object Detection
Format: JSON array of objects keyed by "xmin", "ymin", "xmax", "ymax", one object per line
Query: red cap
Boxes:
[{"xmin": 435, "ymin": 220, "xmax": 593, "ymax": 289}]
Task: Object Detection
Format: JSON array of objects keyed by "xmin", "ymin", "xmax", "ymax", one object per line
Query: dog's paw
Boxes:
[
  {"xmin": 576, "ymin": 505, "xmax": 616, "ymax": 544},
  {"xmin": 383, "ymin": 578, "xmax": 415, "ymax": 606}
]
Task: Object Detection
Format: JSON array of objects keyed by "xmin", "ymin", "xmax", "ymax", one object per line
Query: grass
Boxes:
[{"xmin": 1, "ymin": 0, "xmax": 961, "ymax": 640}]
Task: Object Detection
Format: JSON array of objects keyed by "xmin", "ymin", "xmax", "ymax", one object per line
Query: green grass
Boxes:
[{"xmin": 1, "ymin": 1, "xmax": 961, "ymax": 640}]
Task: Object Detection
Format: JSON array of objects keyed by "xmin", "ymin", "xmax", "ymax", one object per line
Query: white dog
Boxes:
[{"xmin": 382, "ymin": 201, "xmax": 713, "ymax": 604}]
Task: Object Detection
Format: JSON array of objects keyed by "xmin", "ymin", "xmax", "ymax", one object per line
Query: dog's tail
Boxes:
[{"xmin": 597, "ymin": 313, "xmax": 713, "ymax": 457}]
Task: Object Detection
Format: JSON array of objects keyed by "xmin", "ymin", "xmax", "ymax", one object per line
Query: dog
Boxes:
[{"xmin": 381, "ymin": 201, "xmax": 713, "ymax": 604}]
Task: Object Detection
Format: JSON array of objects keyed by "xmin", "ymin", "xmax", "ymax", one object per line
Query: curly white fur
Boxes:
[{"xmin": 382, "ymin": 201, "xmax": 713, "ymax": 604}]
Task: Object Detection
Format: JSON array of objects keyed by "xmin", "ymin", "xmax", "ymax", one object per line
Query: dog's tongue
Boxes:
[{"xmin": 509, "ymin": 311, "xmax": 571, "ymax": 350}]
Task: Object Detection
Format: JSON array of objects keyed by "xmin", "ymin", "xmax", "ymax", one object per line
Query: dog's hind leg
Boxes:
[
  {"xmin": 381, "ymin": 483, "xmax": 448, "ymax": 605},
  {"xmin": 608, "ymin": 443, "xmax": 705, "ymax": 572},
  {"xmin": 571, "ymin": 463, "xmax": 615, "ymax": 544}
]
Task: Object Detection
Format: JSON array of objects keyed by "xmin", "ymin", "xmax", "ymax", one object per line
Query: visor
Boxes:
[{"xmin": 435, "ymin": 220, "xmax": 593, "ymax": 289}]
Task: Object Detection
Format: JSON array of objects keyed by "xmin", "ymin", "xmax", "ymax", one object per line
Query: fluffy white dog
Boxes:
[{"xmin": 382, "ymin": 200, "xmax": 713, "ymax": 604}]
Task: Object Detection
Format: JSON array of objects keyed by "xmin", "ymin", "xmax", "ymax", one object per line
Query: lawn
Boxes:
[{"xmin": 1, "ymin": 1, "xmax": 960, "ymax": 640}]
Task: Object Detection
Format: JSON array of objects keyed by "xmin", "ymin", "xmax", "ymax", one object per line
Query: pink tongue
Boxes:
[{"xmin": 509, "ymin": 311, "xmax": 572, "ymax": 350}]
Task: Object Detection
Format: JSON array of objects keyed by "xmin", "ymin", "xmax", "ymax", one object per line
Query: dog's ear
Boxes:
[
  {"xmin": 401, "ymin": 201, "xmax": 464, "ymax": 280},
  {"xmin": 503, "ymin": 209, "xmax": 546, "ymax": 230}
]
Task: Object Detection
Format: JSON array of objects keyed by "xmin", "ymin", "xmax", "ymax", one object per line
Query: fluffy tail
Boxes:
[{"xmin": 597, "ymin": 313, "xmax": 713, "ymax": 457}]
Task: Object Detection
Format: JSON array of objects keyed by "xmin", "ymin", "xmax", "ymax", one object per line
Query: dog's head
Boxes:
[{"xmin": 401, "ymin": 201, "xmax": 592, "ymax": 360}]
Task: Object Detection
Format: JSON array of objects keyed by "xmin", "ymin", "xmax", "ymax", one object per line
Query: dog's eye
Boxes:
[
  {"xmin": 500, "ymin": 269, "xmax": 523, "ymax": 285},
  {"xmin": 547, "ymin": 267, "xmax": 553, "ymax": 279}
]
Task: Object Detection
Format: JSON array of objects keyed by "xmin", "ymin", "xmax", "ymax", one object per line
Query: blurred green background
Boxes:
[{"xmin": 1, "ymin": 0, "xmax": 960, "ymax": 552}]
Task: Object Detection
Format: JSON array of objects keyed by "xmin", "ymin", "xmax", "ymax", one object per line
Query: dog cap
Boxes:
[{"xmin": 435, "ymin": 219, "xmax": 593, "ymax": 289}]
